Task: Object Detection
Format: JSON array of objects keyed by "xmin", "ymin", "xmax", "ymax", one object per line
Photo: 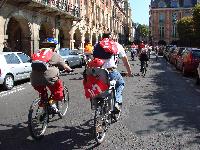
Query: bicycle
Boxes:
[
  {"xmin": 141, "ymin": 61, "xmax": 147, "ymax": 77},
  {"xmin": 84, "ymin": 68, "xmax": 121, "ymax": 144},
  {"xmin": 28, "ymin": 80, "xmax": 69, "ymax": 140}
]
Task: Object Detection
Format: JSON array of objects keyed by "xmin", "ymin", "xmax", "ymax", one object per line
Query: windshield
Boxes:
[
  {"xmin": 59, "ymin": 48, "xmax": 70, "ymax": 56},
  {"xmin": 192, "ymin": 50, "xmax": 200, "ymax": 58}
]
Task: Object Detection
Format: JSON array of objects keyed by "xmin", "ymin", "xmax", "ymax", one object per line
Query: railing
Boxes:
[{"xmin": 34, "ymin": 0, "xmax": 80, "ymax": 17}]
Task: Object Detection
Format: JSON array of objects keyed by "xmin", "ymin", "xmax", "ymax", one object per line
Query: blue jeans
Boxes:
[{"xmin": 108, "ymin": 71, "xmax": 125, "ymax": 103}]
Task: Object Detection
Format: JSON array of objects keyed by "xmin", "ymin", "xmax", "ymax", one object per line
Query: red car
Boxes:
[
  {"xmin": 170, "ymin": 47, "xmax": 186, "ymax": 66},
  {"xmin": 176, "ymin": 48, "xmax": 200, "ymax": 76}
]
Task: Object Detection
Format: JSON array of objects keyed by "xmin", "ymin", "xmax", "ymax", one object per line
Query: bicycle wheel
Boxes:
[
  {"xmin": 28, "ymin": 98, "xmax": 48, "ymax": 140},
  {"xmin": 57, "ymin": 85, "xmax": 69, "ymax": 118},
  {"xmin": 94, "ymin": 100, "xmax": 107, "ymax": 144}
]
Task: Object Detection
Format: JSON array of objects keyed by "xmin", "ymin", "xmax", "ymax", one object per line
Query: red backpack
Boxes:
[
  {"xmin": 31, "ymin": 48, "xmax": 53, "ymax": 72},
  {"xmin": 93, "ymin": 38, "xmax": 118, "ymax": 59}
]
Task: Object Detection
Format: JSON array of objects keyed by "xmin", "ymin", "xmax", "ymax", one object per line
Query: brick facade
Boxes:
[{"xmin": 149, "ymin": 0, "xmax": 197, "ymax": 45}]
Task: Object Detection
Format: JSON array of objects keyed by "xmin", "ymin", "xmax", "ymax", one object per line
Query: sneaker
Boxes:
[
  {"xmin": 115, "ymin": 103, "xmax": 122, "ymax": 113},
  {"xmin": 49, "ymin": 100, "xmax": 59, "ymax": 113}
]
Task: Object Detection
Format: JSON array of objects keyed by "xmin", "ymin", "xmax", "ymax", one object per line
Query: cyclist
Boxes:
[
  {"xmin": 139, "ymin": 48, "xmax": 149, "ymax": 73},
  {"xmin": 93, "ymin": 31, "xmax": 133, "ymax": 112},
  {"xmin": 30, "ymin": 38, "xmax": 73, "ymax": 111}
]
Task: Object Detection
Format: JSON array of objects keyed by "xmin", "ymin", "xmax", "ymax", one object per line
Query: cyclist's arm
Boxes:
[
  {"xmin": 122, "ymin": 56, "xmax": 132, "ymax": 76},
  {"xmin": 54, "ymin": 53, "xmax": 73, "ymax": 72}
]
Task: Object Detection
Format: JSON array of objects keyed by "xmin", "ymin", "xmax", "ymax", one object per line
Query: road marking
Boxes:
[{"xmin": 0, "ymin": 86, "xmax": 25, "ymax": 97}]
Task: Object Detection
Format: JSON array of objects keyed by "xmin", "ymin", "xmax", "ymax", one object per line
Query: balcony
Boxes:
[{"xmin": 8, "ymin": 0, "xmax": 81, "ymax": 20}]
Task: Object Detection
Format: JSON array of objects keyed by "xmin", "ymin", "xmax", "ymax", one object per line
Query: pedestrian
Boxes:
[{"xmin": 3, "ymin": 41, "xmax": 11, "ymax": 52}]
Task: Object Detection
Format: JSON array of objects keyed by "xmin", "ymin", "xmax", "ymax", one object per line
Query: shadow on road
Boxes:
[
  {"xmin": 0, "ymin": 119, "xmax": 99, "ymax": 150},
  {"xmin": 134, "ymin": 56, "xmax": 200, "ymax": 146}
]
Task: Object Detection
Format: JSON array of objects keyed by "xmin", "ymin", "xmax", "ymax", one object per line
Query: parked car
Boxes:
[
  {"xmin": 176, "ymin": 48, "xmax": 200, "ymax": 76},
  {"xmin": 163, "ymin": 45, "xmax": 174, "ymax": 60},
  {"xmin": 0, "ymin": 52, "xmax": 32, "ymax": 90},
  {"xmin": 166, "ymin": 46, "xmax": 176, "ymax": 62},
  {"xmin": 169, "ymin": 47, "xmax": 186, "ymax": 65},
  {"xmin": 197, "ymin": 63, "xmax": 200, "ymax": 85},
  {"xmin": 57, "ymin": 48, "xmax": 83, "ymax": 68}
]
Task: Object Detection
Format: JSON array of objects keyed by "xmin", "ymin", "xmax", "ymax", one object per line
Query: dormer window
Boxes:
[
  {"xmin": 158, "ymin": 0, "xmax": 166, "ymax": 8},
  {"xmin": 184, "ymin": 0, "xmax": 192, "ymax": 7},
  {"xmin": 171, "ymin": 0, "xmax": 179, "ymax": 8}
]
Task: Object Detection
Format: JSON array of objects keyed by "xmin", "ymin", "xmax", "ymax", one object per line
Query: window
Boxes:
[
  {"xmin": 159, "ymin": 26, "xmax": 165, "ymax": 38},
  {"xmin": 17, "ymin": 53, "xmax": 30, "ymax": 63},
  {"xmin": 171, "ymin": 0, "xmax": 179, "ymax": 8},
  {"xmin": 184, "ymin": 0, "xmax": 192, "ymax": 7},
  {"xmin": 159, "ymin": 13, "xmax": 165, "ymax": 23},
  {"xmin": 172, "ymin": 24, "xmax": 177, "ymax": 38},
  {"xmin": 158, "ymin": 0, "xmax": 166, "ymax": 8},
  {"xmin": 4, "ymin": 54, "xmax": 20, "ymax": 64}
]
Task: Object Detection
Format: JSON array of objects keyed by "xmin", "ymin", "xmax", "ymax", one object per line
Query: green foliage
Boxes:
[
  {"xmin": 177, "ymin": 16, "xmax": 194, "ymax": 40},
  {"xmin": 137, "ymin": 24, "xmax": 149, "ymax": 38},
  {"xmin": 193, "ymin": 3, "xmax": 200, "ymax": 38}
]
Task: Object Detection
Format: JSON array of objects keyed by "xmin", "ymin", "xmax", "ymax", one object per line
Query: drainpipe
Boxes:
[{"xmin": 0, "ymin": 0, "xmax": 8, "ymax": 8}]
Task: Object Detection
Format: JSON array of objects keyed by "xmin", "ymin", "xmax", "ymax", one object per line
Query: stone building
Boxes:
[
  {"xmin": 0, "ymin": 0, "xmax": 133, "ymax": 55},
  {"xmin": 149, "ymin": 0, "xmax": 198, "ymax": 45}
]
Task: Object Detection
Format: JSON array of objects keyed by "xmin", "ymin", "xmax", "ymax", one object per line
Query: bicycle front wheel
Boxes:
[
  {"xmin": 57, "ymin": 85, "xmax": 69, "ymax": 118},
  {"xmin": 28, "ymin": 98, "xmax": 48, "ymax": 140}
]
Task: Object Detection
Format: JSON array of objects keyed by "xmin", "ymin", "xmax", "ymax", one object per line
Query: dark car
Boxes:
[
  {"xmin": 57, "ymin": 48, "xmax": 83, "ymax": 68},
  {"xmin": 176, "ymin": 48, "xmax": 200, "ymax": 76}
]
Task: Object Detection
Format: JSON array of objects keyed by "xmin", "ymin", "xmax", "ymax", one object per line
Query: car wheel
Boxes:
[{"xmin": 3, "ymin": 75, "xmax": 14, "ymax": 90}]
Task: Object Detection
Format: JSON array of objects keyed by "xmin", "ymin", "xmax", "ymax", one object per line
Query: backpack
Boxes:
[
  {"xmin": 93, "ymin": 38, "xmax": 118, "ymax": 59},
  {"xmin": 31, "ymin": 48, "xmax": 53, "ymax": 72}
]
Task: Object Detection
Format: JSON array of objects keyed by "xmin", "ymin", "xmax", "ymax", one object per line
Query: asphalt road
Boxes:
[{"xmin": 0, "ymin": 53, "xmax": 200, "ymax": 150}]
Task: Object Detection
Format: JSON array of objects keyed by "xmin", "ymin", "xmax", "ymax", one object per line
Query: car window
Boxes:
[
  {"xmin": 59, "ymin": 49, "xmax": 69, "ymax": 56},
  {"xmin": 17, "ymin": 53, "xmax": 30, "ymax": 63},
  {"xmin": 192, "ymin": 50, "xmax": 200, "ymax": 58},
  {"xmin": 4, "ymin": 53, "xmax": 20, "ymax": 64}
]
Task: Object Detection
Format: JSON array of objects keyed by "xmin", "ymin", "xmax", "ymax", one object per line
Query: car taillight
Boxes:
[{"xmin": 0, "ymin": 69, "xmax": 1, "ymax": 77}]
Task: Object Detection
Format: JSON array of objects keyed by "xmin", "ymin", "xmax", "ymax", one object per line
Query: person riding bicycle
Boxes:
[
  {"xmin": 139, "ymin": 48, "xmax": 149, "ymax": 72},
  {"xmin": 92, "ymin": 31, "xmax": 133, "ymax": 112},
  {"xmin": 30, "ymin": 37, "xmax": 73, "ymax": 110}
]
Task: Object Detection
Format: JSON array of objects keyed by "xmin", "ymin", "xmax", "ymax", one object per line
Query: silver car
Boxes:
[
  {"xmin": 197, "ymin": 63, "xmax": 200, "ymax": 85},
  {"xmin": 0, "ymin": 52, "xmax": 32, "ymax": 90}
]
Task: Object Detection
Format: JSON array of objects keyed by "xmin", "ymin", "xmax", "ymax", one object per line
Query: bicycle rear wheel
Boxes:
[
  {"xmin": 94, "ymin": 100, "xmax": 107, "ymax": 144},
  {"xmin": 57, "ymin": 85, "xmax": 69, "ymax": 118},
  {"xmin": 28, "ymin": 98, "xmax": 48, "ymax": 140},
  {"xmin": 111, "ymin": 88, "xmax": 121, "ymax": 122}
]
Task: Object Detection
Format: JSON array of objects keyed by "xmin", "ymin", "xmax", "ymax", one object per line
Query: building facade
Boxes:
[
  {"xmin": 0, "ymin": 0, "xmax": 133, "ymax": 55},
  {"xmin": 149, "ymin": 0, "xmax": 197, "ymax": 45}
]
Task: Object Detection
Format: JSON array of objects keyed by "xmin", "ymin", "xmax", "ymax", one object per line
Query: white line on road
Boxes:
[{"xmin": 0, "ymin": 86, "xmax": 26, "ymax": 97}]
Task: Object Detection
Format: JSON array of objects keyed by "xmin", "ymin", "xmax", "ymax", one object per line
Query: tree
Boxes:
[
  {"xmin": 177, "ymin": 16, "xmax": 194, "ymax": 46},
  {"xmin": 193, "ymin": 3, "xmax": 200, "ymax": 39},
  {"xmin": 134, "ymin": 23, "xmax": 149, "ymax": 42}
]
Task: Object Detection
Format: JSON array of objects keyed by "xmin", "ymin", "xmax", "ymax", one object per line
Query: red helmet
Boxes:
[{"xmin": 87, "ymin": 58, "xmax": 105, "ymax": 68}]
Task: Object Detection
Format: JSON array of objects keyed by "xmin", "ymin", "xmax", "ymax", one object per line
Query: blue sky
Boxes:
[{"xmin": 129, "ymin": 0, "xmax": 151, "ymax": 25}]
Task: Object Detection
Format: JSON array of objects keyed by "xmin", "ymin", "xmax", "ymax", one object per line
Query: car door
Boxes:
[
  {"xmin": 4, "ymin": 53, "xmax": 24, "ymax": 81},
  {"xmin": 69, "ymin": 51, "xmax": 81, "ymax": 67},
  {"xmin": 17, "ymin": 53, "xmax": 32, "ymax": 79}
]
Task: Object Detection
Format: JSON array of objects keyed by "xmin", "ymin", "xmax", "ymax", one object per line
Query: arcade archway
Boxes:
[{"xmin": 6, "ymin": 16, "xmax": 31, "ymax": 55}]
